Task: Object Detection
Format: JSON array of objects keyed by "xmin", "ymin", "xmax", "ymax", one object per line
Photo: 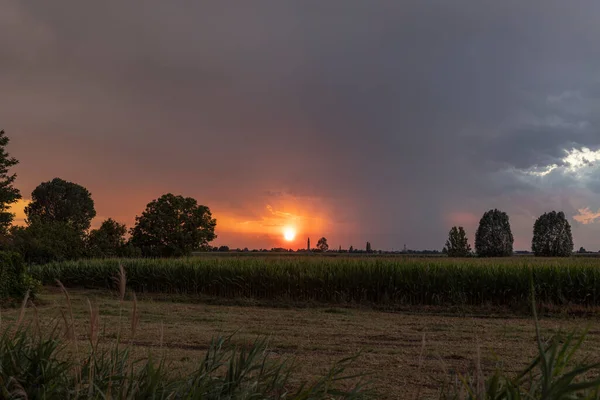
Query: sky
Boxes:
[{"xmin": 3, "ymin": 1, "xmax": 600, "ymax": 251}]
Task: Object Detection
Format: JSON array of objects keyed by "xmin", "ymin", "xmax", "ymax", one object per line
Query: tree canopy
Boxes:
[
  {"xmin": 25, "ymin": 178, "xmax": 96, "ymax": 233},
  {"xmin": 0, "ymin": 130, "xmax": 21, "ymax": 235},
  {"xmin": 10, "ymin": 222, "xmax": 86, "ymax": 265},
  {"xmin": 475, "ymin": 209, "xmax": 514, "ymax": 257},
  {"xmin": 532, "ymin": 211, "xmax": 573, "ymax": 257},
  {"xmin": 444, "ymin": 226, "xmax": 471, "ymax": 257},
  {"xmin": 88, "ymin": 218, "xmax": 128, "ymax": 258},
  {"xmin": 316, "ymin": 237, "xmax": 329, "ymax": 252},
  {"xmin": 130, "ymin": 193, "xmax": 217, "ymax": 257}
]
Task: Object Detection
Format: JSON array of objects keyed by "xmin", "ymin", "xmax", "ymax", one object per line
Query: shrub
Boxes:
[
  {"xmin": 10, "ymin": 222, "xmax": 86, "ymax": 265},
  {"xmin": 0, "ymin": 251, "xmax": 40, "ymax": 302}
]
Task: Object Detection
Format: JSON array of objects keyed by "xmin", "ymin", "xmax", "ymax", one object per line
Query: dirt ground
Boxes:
[{"xmin": 5, "ymin": 288, "xmax": 600, "ymax": 399}]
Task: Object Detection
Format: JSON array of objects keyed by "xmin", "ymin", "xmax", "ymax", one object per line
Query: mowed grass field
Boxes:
[
  {"xmin": 23, "ymin": 255, "xmax": 600, "ymax": 397},
  {"xmin": 5, "ymin": 287, "xmax": 600, "ymax": 399}
]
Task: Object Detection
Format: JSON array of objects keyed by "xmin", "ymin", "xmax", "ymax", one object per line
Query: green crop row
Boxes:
[{"xmin": 30, "ymin": 256, "xmax": 600, "ymax": 307}]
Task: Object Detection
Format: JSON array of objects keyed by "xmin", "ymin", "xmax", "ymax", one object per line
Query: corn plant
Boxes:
[{"xmin": 31, "ymin": 256, "xmax": 600, "ymax": 308}]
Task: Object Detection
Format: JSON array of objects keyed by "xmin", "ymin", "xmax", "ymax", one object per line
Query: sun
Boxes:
[{"xmin": 283, "ymin": 227, "xmax": 296, "ymax": 242}]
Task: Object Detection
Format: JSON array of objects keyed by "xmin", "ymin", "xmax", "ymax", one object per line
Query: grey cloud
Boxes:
[{"xmin": 3, "ymin": 0, "xmax": 600, "ymax": 249}]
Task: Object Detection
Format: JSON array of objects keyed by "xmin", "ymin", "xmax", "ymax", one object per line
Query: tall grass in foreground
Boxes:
[
  {"xmin": 11, "ymin": 267, "xmax": 600, "ymax": 399},
  {"xmin": 32, "ymin": 256, "xmax": 600, "ymax": 307},
  {"xmin": 441, "ymin": 280, "xmax": 600, "ymax": 399},
  {"xmin": 0, "ymin": 269, "xmax": 370, "ymax": 399}
]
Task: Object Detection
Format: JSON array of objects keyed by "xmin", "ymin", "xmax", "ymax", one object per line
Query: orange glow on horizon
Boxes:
[
  {"xmin": 6, "ymin": 194, "xmax": 344, "ymax": 249},
  {"xmin": 8, "ymin": 199, "xmax": 29, "ymax": 226},
  {"xmin": 212, "ymin": 199, "xmax": 331, "ymax": 248}
]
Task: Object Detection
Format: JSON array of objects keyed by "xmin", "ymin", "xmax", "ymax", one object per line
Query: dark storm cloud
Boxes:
[{"xmin": 3, "ymin": 0, "xmax": 600, "ymax": 249}]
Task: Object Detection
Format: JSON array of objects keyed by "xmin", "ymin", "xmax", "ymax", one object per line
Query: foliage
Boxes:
[
  {"xmin": 10, "ymin": 222, "xmax": 86, "ymax": 265},
  {"xmin": 444, "ymin": 226, "xmax": 471, "ymax": 257},
  {"xmin": 0, "ymin": 251, "xmax": 39, "ymax": 301},
  {"xmin": 87, "ymin": 218, "xmax": 128, "ymax": 258},
  {"xmin": 443, "ymin": 329, "xmax": 600, "ymax": 399},
  {"xmin": 24, "ymin": 178, "xmax": 96, "ymax": 234},
  {"xmin": 29, "ymin": 256, "xmax": 600, "ymax": 307},
  {"xmin": 532, "ymin": 211, "xmax": 574, "ymax": 257},
  {"xmin": 0, "ymin": 130, "xmax": 21, "ymax": 235},
  {"xmin": 0, "ymin": 282, "xmax": 369, "ymax": 399},
  {"xmin": 441, "ymin": 281, "xmax": 600, "ymax": 399},
  {"xmin": 366, "ymin": 242, "xmax": 372, "ymax": 253},
  {"xmin": 130, "ymin": 193, "xmax": 217, "ymax": 257},
  {"xmin": 316, "ymin": 237, "xmax": 329, "ymax": 252},
  {"xmin": 475, "ymin": 209, "xmax": 514, "ymax": 257}
]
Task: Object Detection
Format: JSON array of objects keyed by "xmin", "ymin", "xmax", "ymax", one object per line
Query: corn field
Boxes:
[{"xmin": 30, "ymin": 256, "xmax": 600, "ymax": 307}]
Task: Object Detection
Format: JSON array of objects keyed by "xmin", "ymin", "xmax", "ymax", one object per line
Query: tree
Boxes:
[
  {"xmin": 444, "ymin": 226, "xmax": 471, "ymax": 257},
  {"xmin": 0, "ymin": 130, "xmax": 21, "ymax": 235},
  {"xmin": 316, "ymin": 237, "xmax": 329, "ymax": 252},
  {"xmin": 578, "ymin": 247, "xmax": 587, "ymax": 254},
  {"xmin": 532, "ymin": 211, "xmax": 573, "ymax": 257},
  {"xmin": 218, "ymin": 245, "xmax": 229, "ymax": 252},
  {"xmin": 130, "ymin": 193, "xmax": 216, "ymax": 257},
  {"xmin": 10, "ymin": 222, "xmax": 86, "ymax": 264},
  {"xmin": 349, "ymin": 245, "xmax": 354, "ymax": 253},
  {"xmin": 475, "ymin": 209, "xmax": 514, "ymax": 257},
  {"xmin": 25, "ymin": 178, "xmax": 96, "ymax": 234},
  {"xmin": 87, "ymin": 218, "xmax": 128, "ymax": 258},
  {"xmin": 366, "ymin": 242, "xmax": 372, "ymax": 253}
]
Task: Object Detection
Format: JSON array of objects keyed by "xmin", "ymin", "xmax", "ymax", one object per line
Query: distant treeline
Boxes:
[{"xmin": 0, "ymin": 130, "xmax": 588, "ymax": 268}]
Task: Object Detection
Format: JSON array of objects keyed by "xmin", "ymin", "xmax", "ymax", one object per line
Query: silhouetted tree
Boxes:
[
  {"xmin": 532, "ymin": 211, "xmax": 573, "ymax": 257},
  {"xmin": 578, "ymin": 247, "xmax": 587, "ymax": 254},
  {"xmin": 130, "ymin": 193, "xmax": 216, "ymax": 257},
  {"xmin": 25, "ymin": 178, "xmax": 96, "ymax": 234},
  {"xmin": 349, "ymin": 245, "xmax": 354, "ymax": 253},
  {"xmin": 475, "ymin": 209, "xmax": 514, "ymax": 257},
  {"xmin": 218, "ymin": 245, "xmax": 229, "ymax": 252},
  {"xmin": 10, "ymin": 222, "xmax": 86, "ymax": 264},
  {"xmin": 87, "ymin": 218, "xmax": 128, "ymax": 258},
  {"xmin": 444, "ymin": 226, "xmax": 471, "ymax": 257},
  {"xmin": 366, "ymin": 241, "xmax": 372, "ymax": 253},
  {"xmin": 0, "ymin": 130, "xmax": 21, "ymax": 235},
  {"xmin": 316, "ymin": 237, "xmax": 329, "ymax": 252}
]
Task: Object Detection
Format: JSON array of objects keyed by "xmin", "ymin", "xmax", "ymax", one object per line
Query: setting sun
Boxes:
[{"xmin": 283, "ymin": 227, "xmax": 296, "ymax": 241}]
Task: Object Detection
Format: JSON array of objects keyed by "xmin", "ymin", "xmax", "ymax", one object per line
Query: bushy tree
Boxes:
[
  {"xmin": 25, "ymin": 178, "xmax": 96, "ymax": 234},
  {"xmin": 10, "ymin": 222, "xmax": 86, "ymax": 264},
  {"xmin": 130, "ymin": 193, "xmax": 217, "ymax": 257},
  {"xmin": 0, "ymin": 251, "xmax": 39, "ymax": 302},
  {"xmin": 444, "ymin": 226, "xmax": 471, "ymax": 257},
  {"xmin": 316, "ymin": 237, "xmax": 329, "ymax": 252},
  {"xmin": 475, "ymin": 209, "xmax": 514, "ymax": 257},
  {"xmin": 366, "ymin": 241, "xmax": 372, "ymax": 253},
  {"xmin": 0, "ymin": 130, "xmax": 22, "ymax": 235},
  {"xmin": 532, "ymin": 211, "xmax": 573, "ymax": 257},
  {"xmin": 87, "ymin": 218, "xmax": 128, "ymax": 258}
]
